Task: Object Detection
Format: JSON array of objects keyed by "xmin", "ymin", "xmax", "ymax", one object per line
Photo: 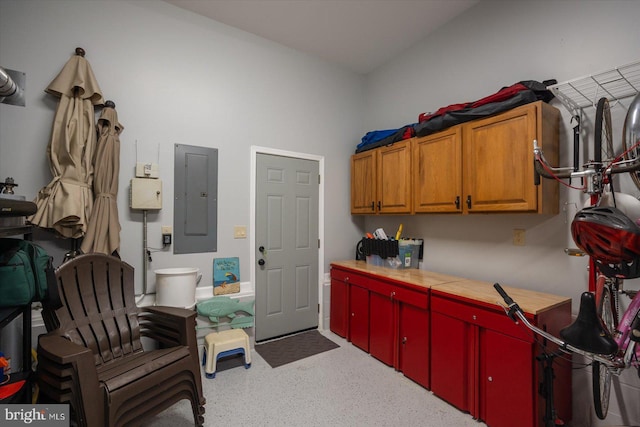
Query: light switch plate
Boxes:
[{"xmin": 234, "ymin": 226, "xmax": 247, "ymax": 239}]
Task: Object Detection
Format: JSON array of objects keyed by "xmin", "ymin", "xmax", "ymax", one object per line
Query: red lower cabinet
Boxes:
[
  {"xmin": 330, "ymin": 277, "xmax": 348, "ymax": 338},
  {"xmin": 330, "ymin": 267, "xmax": 368, "ymax": 340},
  {"xmin": 431, "ymin": 286, "xmax": 572, "ymax": 427},
  {"xmin": 349, "ymin": 284, "xmax": 369, "ymax": 352},
  {"xmin": 369, "ymin": 290, "xmax": 394, "ymax": 365},
  {"xmin": 331, "ymin": 265, "xmax": 430, "ymax": 381},
  {"xmin": 330, "ymin": 263, "xmax": 572, "ymax": 427},
  {"xmin": 432, "ymin": 311, "xmax": 535, "ymax": 426},
  {"xmin": 430, "ymin": 311, "xmax": 470, "ymax": 411},
  {"xmin": 398, "ymin": 303, "xmax": 430, "ymax": 388},
  {"xmin": 481, "ymin": 329, "xmax": 534, "ymax": 427}
]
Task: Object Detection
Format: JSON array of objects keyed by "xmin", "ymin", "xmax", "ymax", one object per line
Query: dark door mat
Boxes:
[{"xmin": 255, "ymin": 330, "xmax": 340, "ymax": 368}]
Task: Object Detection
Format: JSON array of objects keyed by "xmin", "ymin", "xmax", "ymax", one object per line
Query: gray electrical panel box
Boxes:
[{"xmin": 174, "ymin": 144, "xmax": 218, "ymax": 254}]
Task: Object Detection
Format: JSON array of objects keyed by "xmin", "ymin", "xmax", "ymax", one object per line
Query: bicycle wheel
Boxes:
[
  {"xmin": 622, "ymin": 93, "xmax": 640, "ymax": 190},
  {"xmin": 592, "ymin": 282, "xmax": 617, "ymax": 419},
  {"xmin": 592, "ymin": 361, "xmax": 612, "ymax": 419},
  {"xmin": 595, "ymin": 97, "xmax": 614, "ymax": 164}
]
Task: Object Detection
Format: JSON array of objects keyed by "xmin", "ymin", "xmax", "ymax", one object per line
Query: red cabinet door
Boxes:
[
  {"xmin": 369, "ymin": 290, "xmax": 394, "ymax": 365},
  {"xmin": 399, "ymin": 303, "xmax": 429, "ymax": 388},
  {"xmin": 430, "ymin": 311, "xmax": 470, "ymax": 412},
  {"xmin": 349, "ymin": 284, "xmax": 369, "ymax": 351},
  {"xmin": 330, "ymin": 278, "xmax": 348, "ymax": 337},
  {"xmin": 481, "ymin": 329, "xmax": 535, "ymax": 427}
]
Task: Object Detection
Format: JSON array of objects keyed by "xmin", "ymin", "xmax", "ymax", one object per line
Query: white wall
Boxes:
[
  {"xmin": 363, "ymin": 1, "xmax": 640, "ymax": 426},
  {"xmin": 0, "ymin": 0, "xmax": 365, "ymax": 293}
]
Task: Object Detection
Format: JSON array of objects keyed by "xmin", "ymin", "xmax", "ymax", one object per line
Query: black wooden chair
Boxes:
[{"xmin": 36, "ymin": 253, "xmax": 205, "ymax": 426}]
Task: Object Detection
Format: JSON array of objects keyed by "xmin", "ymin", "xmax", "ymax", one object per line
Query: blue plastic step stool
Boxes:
[{"xmin": 202, "ymin": 329, "xmax": 251, "ymax": 378}]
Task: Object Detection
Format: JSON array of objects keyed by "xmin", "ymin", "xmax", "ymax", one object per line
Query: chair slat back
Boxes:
[{"xmin": 50, "ymin": 254, "xmax": 142, "ymax": 366}]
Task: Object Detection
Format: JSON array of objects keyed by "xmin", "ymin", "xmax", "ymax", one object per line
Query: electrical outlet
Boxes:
[
  {"xmin": 513, "ymin": 229, "xmax": 526, "ymax": 246},
  {"xmin": 161, "ymin": 226, "xmax": 172, "ymax": 246},
  {"xmin": 234, "ymin": 226, "xmax": 247, "ymax": 239}
]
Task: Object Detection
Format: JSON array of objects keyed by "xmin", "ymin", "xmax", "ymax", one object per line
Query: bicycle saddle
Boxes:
[
  {"xmin": 560, "ymin": 292, "xmax": 618, "ymax": 356},
  {"xmin": 571, "ymin": 205, "xmax": 640, "ymax": 265}
]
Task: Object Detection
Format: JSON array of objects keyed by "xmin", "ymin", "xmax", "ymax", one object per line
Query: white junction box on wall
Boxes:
[
  {"xmin": 135, "ymin": 162, "xmax": 160, "ymax": 178},
  {"xmin": 130, "ymin": 178, "xmax": 162, "ymax": 209}
]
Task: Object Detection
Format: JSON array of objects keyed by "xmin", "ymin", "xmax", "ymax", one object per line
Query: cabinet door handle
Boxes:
[
  {"xmin": 390, "ymin": 291, "xmax": 396, "ymax": 301},
  {"xmin": 351, "ymin": 312, "xmax": 355, "ymax": 317},
  {"xmin": 377, "ymin": 201, "xmax": 381, "ymax": 211},
  {"xmin": 345, "ymin": 276, "xmax": 349, "ymax": 282},
  {"xmin": 455, "ymin": 196, "xmax": 460, "ymax": 210},
  {"xmin": 402, "ymin": 337, "xmax": 407, "ymax": 344},
  {"xmin": 371, "ymin": 201, "xmax": 375, "ymax": 211},
  {"xmin": 466, "ymin": 195, "xmax": 472, "ymax": 209},
  {"xmin": 488, "ymin": 376, "xmax": 493, "ymax": 382}
]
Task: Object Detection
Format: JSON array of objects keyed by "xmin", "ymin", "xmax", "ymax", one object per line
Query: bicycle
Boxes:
[
  {"xmin": 497, "ymin": 92, "xmax": 640, "ymax": 421},
  {"xmin": 495, "ymin": 281, "xmax": 640, "ymax": 420}
]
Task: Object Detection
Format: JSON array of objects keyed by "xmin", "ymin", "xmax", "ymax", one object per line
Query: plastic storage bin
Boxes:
[
  {"xmin": 366, "ymin": 254, "xmax": 384, "ymax": 266},
  {"xmin": 398, "ymin": 240, "xmax": 420, "ymax": 269}
]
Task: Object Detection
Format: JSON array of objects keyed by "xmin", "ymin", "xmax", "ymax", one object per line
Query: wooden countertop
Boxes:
[
  {"xmin": 330, "ymin": 260, "xmax": 571, "ymax": 316},
  {"xmin": 331, "ymin": 260, "xmax": 462, "ymax": 289},
  {"xmin": 431, "ymin": 279, "xmax": 570, "ymax": 315}
]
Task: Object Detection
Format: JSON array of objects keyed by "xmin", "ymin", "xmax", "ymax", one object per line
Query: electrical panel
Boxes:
[
  {"xmin": 174, "ymin": 144, "xmax": 218, "ymax": 254},
  {"xmin": 130, "ymin": 178, "xmax": 162, "ymax": 210}
]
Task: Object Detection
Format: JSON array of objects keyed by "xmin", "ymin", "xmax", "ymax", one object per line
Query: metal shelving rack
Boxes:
[
  {"xmin": 548, "ymin": 60, "xmax": 640, "ymax": 116},
  {"xmin": 0, "ymin": 225, "xmax": 33, "ymax": 403}
]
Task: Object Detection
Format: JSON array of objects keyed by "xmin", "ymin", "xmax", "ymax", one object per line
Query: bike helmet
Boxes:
[{"xmin": 571, "ymin": 206, "xmax": 640, "ymax": 265}]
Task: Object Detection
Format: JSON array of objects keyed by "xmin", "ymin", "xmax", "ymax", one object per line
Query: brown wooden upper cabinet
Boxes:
[
  {"xmin": 412, "ymin": 101, "xmax": 559, "ymax": 214},
  {"xmin": 413, "ymin": 126, "xmax": 462, "ymax": 213},
  {"xmin": 351, "ymin": 139, "xmax": 412, "ymax": 214}
]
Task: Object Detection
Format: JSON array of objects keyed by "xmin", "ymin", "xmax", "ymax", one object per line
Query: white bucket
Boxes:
[{"xmin": 154, "ymin": 267, "xmax": 201, "ymax": 309}]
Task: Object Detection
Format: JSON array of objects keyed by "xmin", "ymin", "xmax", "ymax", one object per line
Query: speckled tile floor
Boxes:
[{"xmin": 143, "ymin": 330, "xmax": 482, "ymax": 427}]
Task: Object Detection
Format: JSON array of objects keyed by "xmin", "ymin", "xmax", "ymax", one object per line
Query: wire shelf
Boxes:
[{"xmin": 549, "ymin": 60, "xmax": 640, "ymax": 114}]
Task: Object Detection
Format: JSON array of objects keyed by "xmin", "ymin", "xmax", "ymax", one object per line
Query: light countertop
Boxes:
[
  {"xmin": 331, "ymin": 260, "xmax": 462, "ymax": 289},
  {"xmin": 330, "ymin": 260, "xmax": 570, "ymax": 315}
]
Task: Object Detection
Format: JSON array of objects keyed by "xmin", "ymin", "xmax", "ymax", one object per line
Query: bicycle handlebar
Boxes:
[
  {"xmin": 493, "ymin": 283, "xmax": 521, "ymax": 321},
  {"xmin": 533, "ymin": 139, "xmax": 640, "ymax": 181},
  {"xmin": 493, "ymin": 282, "xmax": 514, "ymax": 305}
]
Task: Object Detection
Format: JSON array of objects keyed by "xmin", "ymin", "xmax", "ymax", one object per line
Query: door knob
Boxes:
[{"xmin": 258, "ymin": 259, "xmax": 265, "ymax": 266}]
